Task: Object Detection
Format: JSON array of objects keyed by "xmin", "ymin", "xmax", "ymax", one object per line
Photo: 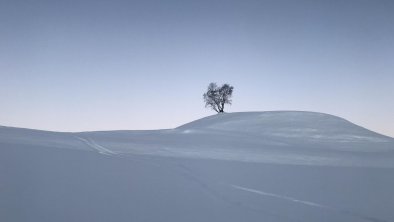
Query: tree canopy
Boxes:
[{"xmin": 203, "ymin": 83, "xmax": 234, "ymax": 113}]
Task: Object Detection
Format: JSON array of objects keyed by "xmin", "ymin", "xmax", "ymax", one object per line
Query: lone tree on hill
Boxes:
[{"xmin": 203, "ymin": 82, "xmax": 234, "ymax": 113}]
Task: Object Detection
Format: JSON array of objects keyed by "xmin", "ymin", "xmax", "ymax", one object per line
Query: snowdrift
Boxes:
[{"xmin": 1, "ymin": 111, "xmax": 393, "ymax": 222}]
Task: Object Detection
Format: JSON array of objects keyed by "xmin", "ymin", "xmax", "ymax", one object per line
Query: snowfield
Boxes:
[{"xmin": 1, "ymin": 111, "xmax": 393, "ymax": 222}]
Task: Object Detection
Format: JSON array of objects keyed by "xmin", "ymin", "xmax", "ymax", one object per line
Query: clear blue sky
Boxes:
[{"xmin": 1, "ymin": 0, "xmax": 393, "ymax": 137}]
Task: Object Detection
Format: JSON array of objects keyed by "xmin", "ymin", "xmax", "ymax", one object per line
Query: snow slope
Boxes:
[{"xmin": 1, "ymin": 111, "xmax": 394, "ymax": 222}]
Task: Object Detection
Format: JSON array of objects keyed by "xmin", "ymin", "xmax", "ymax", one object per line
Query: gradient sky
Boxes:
[{"xmin": 1, "ymin": 0, "xmax": 393, "ymax": 137}]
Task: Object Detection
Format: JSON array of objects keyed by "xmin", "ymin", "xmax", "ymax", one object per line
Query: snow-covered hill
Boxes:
[
  {"xmin": 77, "ymin": 111, "xmax": 394, "ymax": 167},
  {"xmin": 178, "ymin": 111, "xmax": 391, "ymax": 143},
  {"xmin": 1, "ymin": 111, "xmax": 393, "ymax": 222}
]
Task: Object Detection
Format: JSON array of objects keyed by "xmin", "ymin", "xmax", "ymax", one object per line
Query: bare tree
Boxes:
[{"xmin": 203, "ymin": 82, "xmax": 234, "ymax": 113}]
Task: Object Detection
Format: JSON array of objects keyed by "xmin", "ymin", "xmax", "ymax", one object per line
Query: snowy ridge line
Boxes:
[
  {"xmin": 231, "ymin": 185, "xmax": 387, "ymax": 222},
  {"xmin": 75, "ymin": 136, "xmax": 117, "ymax": 156}
]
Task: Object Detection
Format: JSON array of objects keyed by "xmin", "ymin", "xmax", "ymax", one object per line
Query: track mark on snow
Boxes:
[
  {"xmin": 76, "ymin": 136, "xmax": 117, "ymax": 156},
  {"xmin": 231, "ymin": 184, "xmax": 387, "ymax": 222},
  {"xmin": 232, "ymin": 185, "xmax": 328, "ymax": 208}
]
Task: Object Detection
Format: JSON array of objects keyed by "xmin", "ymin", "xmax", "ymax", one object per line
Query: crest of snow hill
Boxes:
[{"xmin": 178, "ymin": 111, "xmax": 393, "ymax": 142}]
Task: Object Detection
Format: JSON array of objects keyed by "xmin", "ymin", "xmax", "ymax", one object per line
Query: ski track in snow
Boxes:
[
  {"xmin": 155, "ymin": 158, "xmax": 299, "ymax": 222},
  {"xmin": 231, "ymin": 185, "xmax": 330, "ymax": 208},
  {"xmin": 231, "ymin": 185, "xmax": 387, "ymax": 222},
  {"xmin": 76, "ymin": 136, "xmax": 117, "ymax": 156}
]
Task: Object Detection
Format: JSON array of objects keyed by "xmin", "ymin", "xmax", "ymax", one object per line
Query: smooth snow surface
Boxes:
[{"xmin": 1, "ymin": 111, "xmax": 394, "ymax": 222}]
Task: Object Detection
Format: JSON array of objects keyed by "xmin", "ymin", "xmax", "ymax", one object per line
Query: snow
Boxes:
[
  {"xmin": 76, "ymin": 136, "xmax": 117, "ymax": 156},
  {"xmin": 1, "ymin": 111, "xmax": 394, "ymax": 222}
]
